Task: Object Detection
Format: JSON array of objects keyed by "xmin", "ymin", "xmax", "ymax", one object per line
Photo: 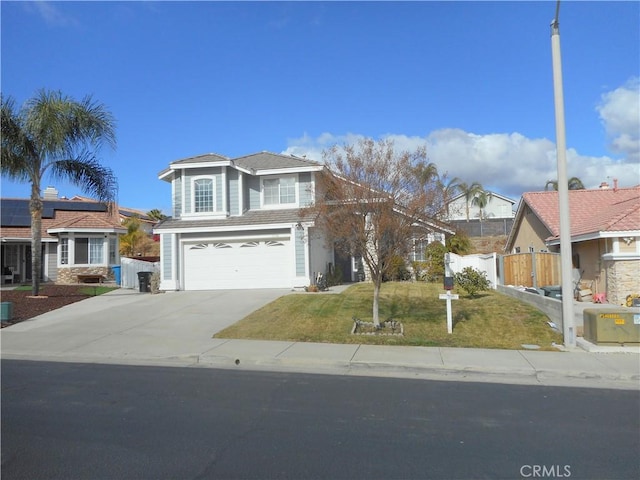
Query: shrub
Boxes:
[
  {"xmin": 411, "ymin": 261, "xmax": 428, "ymax": 281},
  {"xmin": 447, "ymin": 230, "xmax": 472, "ymax": 255},
  {"xmin": 454, "ymin": 267, "xmax": 490, "ymax": 297},
  {"xmin": 422, "ymin": 242, "xmax": 446, "ymax": 282},
  {"xmin": 328, "ymin": 264, "xmax": 343, "ymax": 287},
  {"xmin": 384, "ymin": 255, "xmax": 411, "ymax": 282}
]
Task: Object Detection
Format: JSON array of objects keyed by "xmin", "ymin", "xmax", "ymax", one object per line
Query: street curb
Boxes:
[{"xmin": 3, "ymin": 352, "xmax": 639, "ymax": 391}]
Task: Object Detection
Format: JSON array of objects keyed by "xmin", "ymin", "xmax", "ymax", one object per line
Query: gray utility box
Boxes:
[{"xmin": 583, "ymin": 308, "xmax": 640, "ymax": 345}]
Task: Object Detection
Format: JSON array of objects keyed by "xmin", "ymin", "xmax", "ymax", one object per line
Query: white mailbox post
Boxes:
[{"xmin": 439, "ymin": 291, "xmax": 459, "ymax": 334}]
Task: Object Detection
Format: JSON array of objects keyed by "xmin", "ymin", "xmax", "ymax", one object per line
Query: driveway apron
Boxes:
[{"xmin": 0, "ymin": 289, "xmax": 289, "ymax": 363}]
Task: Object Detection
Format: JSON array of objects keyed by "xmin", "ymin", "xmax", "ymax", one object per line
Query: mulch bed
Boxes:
[{"xmin": 1, "ymin": 285, "xmax": 94, "ymax": 327}]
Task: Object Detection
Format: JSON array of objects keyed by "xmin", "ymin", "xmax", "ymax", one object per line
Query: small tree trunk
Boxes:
[
  {"xmin": 29, "ymin": 183, "xmax": 43, "ymax": 296},
  {"xmin": 372, "ymin": 279, "xmax": 381, "ymax": 327}
]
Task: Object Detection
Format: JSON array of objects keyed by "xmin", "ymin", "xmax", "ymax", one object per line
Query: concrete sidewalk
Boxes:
[{"xmin": 1, "ymin": 288, "xmax": 639, "ymax": 390}]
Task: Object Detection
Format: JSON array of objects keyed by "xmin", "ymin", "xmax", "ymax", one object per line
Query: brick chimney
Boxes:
[{"xmin": 613, "ymin": 178, "xmax": 618, "ymax": 192}]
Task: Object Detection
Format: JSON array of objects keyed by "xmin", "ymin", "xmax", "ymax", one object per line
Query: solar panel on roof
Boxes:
[{"xmin": 0, "ymin": 198, "xmax": 108, "ymax": 227}]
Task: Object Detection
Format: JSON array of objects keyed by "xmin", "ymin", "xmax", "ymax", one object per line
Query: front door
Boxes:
[{"xmin": 334, "ymin": 249, "xmax": 353, "ymax": 283}]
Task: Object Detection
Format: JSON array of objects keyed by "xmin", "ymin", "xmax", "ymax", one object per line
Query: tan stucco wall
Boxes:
[{"xmin": 510, "ymin": 206, "xmax": 551, "ymax": 253}]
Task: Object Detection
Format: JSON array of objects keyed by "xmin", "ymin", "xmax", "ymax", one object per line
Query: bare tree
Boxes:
[{"xmin": 305, "ymin": 138, "xmax": 440, "ymax": 326}]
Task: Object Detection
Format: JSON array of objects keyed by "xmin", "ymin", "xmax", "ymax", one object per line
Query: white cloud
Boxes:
[
  {"xmin": 24, "ymin": 1, "xmax": 80, "ymax": 28},
  {"xmin": 284, "ymin": 129, "xmax": 638, "ymax": 199},
  {"xmin": 597, "ymin": 77, "xmax": 640, "ymax": 162}
]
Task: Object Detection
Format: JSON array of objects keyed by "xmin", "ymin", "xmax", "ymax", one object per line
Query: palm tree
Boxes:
[
  {"xmin": 458, "ymin": 181, "xmax": 484, "ymax": 222},
  {"xmin": 472, "ymin": 190, "xmax": 492, "ymax": 221},
  {"xmin": 414, "ymin": 161, "xmax": 439, "ymax": 185},
  {"xmin": 1, "ymin": 89, "xmax": 117, "ymax": 295},
  {"xmin": 119, "ymin": 217, "xmax": 146, "ymax": 257},
  {"xmin": 436, "ymin": 175, "xmax": 462, "ymax": 220},
  {"xmin": 544, "ymin": 177, "xmax": 585, "ymax": 191},
  {"xmin": 568, "ymin": 177, "xmax": 585, "ymax": 190},
  {"xmin": 147, "ymin": 208, "xmax": 167, "ymax": 222}
]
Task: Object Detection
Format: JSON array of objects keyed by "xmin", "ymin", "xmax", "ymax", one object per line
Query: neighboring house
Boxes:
[
  {"xmin": 71, "ymin": 194, "xmax": 156, "ymax": 234},
  {"xmin": 446, "ymin": 190, "xmax": 516, "ymax": 221},
  {"xmin": 505, "ymin": 185, "xmax": 640, "ymax": 305},
  {"xmin": 1, "ymin": 191, "xmax": 127, "ymax": 284},
  {"xmin": 154, "ymin": 151, "xmax": 452, "ymax": 291},
  {"xmin": 446, "ymin": 190, "xmax": 516, "ymax": 238}
]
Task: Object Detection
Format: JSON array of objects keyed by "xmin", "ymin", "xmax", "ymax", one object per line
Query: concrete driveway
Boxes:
[{"xmin": 0, "ymin": 288, "xmax": 290, "ymax": 364}]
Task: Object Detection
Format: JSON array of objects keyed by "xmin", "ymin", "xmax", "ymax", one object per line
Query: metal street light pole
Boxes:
[{"xmin": 550, "ymin": 0, "xmax": 576, "ymax": 347}]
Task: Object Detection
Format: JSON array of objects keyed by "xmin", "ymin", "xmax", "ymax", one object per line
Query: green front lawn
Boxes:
[{"xmin": 215, "ymin": 282, "xmax": 563, "ymax": 350}]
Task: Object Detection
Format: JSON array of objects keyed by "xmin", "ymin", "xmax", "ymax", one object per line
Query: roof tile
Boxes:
[{"xmin": 522, "ymin": 186, "xmax": 640, "ymax": 240}]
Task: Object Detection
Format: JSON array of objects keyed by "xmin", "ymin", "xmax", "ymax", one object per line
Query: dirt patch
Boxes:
[
  {"xmin": 0, "ymin": 285, "xmax": 94, "ymax": 327},
  {"xmin": 469, "ymin": 235, "xmax": 508, "ymax": 254}
]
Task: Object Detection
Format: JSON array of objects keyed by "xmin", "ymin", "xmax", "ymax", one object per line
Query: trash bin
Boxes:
[
  {"xmin": 1, "ymin": 302, "xmax": 13, "ymax": 322},
  {"xmin": 541, "ymin": 285, "xmax": 562, "ymax": 299},
  {"xmin": 137, "ymin": 271, "xmax": 152, "ymax": 293},
  {"xmin": 111, "ymin": 265, "xmax": 121, "ymax": 286}
]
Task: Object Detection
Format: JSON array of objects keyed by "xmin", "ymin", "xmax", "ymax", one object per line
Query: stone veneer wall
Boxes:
[
  {"xmin": 56, "ymin": 266, "xmax": 114, "ymax": 284},
  {"xmin": 606, "ymin": 259, "xmax": 640, "ymax": 306}
]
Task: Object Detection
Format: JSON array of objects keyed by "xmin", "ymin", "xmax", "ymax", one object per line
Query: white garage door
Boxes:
[{"xmin": 183, "ymin": 238, "xmax": 292, "ymax": 290}]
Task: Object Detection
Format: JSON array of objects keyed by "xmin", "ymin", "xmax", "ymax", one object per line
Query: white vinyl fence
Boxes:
[
  {"xmin": 447, "ymin": 252, "xmax": 498, "ymax": 289},
  {"xmin": 120, "ymin": 257, "xmax": 160, "ymax": 289}
]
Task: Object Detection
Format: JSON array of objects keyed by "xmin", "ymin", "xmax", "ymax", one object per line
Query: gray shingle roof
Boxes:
[
  {"xmin": 170, "ymin": 153, "xmax": 230, "ymax": 165},
  {"xmin": 154, "ymin": 208, "xmax": 313, "ymax": 231},
  {"xmin": 233, "ymin": 152, "xmax": 321, "ymax": 173}
]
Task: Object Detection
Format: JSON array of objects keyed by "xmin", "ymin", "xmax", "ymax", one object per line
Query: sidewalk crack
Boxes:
[{"xmin": 349, "ymin": 344, "xmax": 362, "ymax": 364}]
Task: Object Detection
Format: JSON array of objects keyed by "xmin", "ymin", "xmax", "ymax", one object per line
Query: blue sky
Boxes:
[{"xmin": 2, "ymin": 1, "xmax": 639, "ymax": 214}]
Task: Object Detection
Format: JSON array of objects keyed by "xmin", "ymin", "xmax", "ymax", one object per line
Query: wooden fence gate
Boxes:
[{"xmin": 500, "ymin": 252, "xmax": 561, "ymax": 288}]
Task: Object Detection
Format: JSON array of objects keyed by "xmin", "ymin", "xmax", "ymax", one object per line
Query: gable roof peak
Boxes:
[
  {"xmin": 170, "ymin": 152, "xmax": 230, "ymax": 165},
  {"xmin": 232, "ymin": 151, "xmax": 322, "ymax": 173}
]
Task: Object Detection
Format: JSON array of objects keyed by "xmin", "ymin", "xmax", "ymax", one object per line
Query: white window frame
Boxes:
[
  {"xmin": 59, "ymin": 238, "xmax": 69, "ymax": 265},
  {"xmin": 191, "ymin": 176, "xmax": 216, "ymax": 214},
  {"xmin": 108, "ymin": 237, "xmax": 118, "ymax": 265},
  {"xmin": 411, "ymin": 238, "xmax": 429, "ymax": 263},
  {"xmin": 261, "ymin": 175, "xmax": 298, "ymax": 208},
  {"xmin": 63, "ymin": 235, "xmax": 108, "ymax": 266}
]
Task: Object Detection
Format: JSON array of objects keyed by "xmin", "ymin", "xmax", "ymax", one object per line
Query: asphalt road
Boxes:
[{"xmin": 2, "ymin": 360, "xmax": 638, "ymax": 480}]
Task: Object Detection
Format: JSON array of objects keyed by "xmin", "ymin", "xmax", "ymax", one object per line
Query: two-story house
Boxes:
[
  {"xmin": 155, "ymin": 152, "xmax": 329, "ymax": 291},
  {"xmin": 446, "ymin": 190, "xmax": 516, "ymax": 221},
  {"xmin": 446, "ymin": 190, "xmax": 516, "ymax": 238},
  {"xmin": 154, "ymin": 151, "xmax": 452, "ymax": 291}
]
